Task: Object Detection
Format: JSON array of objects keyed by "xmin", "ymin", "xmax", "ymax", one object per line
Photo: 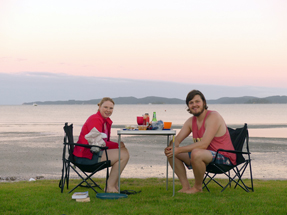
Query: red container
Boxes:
[{"xmin": 137, "ymin": 116, "xmax": 144, "ymax": 125}]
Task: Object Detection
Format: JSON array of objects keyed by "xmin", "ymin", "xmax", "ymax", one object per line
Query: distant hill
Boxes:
[
  {"xmin": 22, "ymin": 95, "xmax": 287, "ymax": 105},
  {"xmin": 22, "ymin": 96, "xmax": 185, "ymax": 105},
  {"xmin": 208, "ymin": 95, "xmax": 287, "ymax": 104}
]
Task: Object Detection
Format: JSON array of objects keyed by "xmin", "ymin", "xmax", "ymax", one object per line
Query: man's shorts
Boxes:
[{"xmin": 185, "ymin": 150, "xmax": 232, "ymax": 170}]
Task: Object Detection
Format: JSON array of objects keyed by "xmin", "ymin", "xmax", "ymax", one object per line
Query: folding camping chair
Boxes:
[
  {"xmin": 59, "ymin": 123, "xmax": 111, "ymax": 193},
  {"xmin": 202, "ymin": 123, "xmax": 254, "ymax": 192}
]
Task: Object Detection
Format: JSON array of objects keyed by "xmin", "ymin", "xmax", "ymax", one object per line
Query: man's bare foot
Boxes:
[{"xmin": 184, "ymin": 187, "xmax": 202, "ymax": 194}]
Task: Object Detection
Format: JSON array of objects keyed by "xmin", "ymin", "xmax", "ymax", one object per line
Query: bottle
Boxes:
[
  {"xmin": 144, "ymin": 113, "xmax": 150, "ymax": 125},
  {"xmin": 152, "ymin": 112, "xmax": 157, "ymax": 122}
]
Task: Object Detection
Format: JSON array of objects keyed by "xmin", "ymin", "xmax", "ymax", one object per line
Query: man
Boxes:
[{"xmin": 164, "ymin": 90, "xmax": 236, "ymax": 194}]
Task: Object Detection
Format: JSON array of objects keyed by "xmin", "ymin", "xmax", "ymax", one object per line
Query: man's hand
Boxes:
[{"xmin": 164, "ymin": 146, "xmax": 179, "ymax": 158}]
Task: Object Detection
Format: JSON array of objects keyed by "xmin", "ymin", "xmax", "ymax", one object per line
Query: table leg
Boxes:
[
  {"xmin": 118, "ymin": 134, "xmax": 121, "ymax": 193},
  {"xmin": 166, "ymin": 135, "xmax": 169, "ymax": 190},
  {"xmin": 172, "ymin": 135, "xmax": 175, "ymax": 197}
]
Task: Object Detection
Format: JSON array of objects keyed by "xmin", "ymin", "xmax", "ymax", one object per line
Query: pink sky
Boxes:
[{"xmin": 1, "ymin": 0, "xmax": 287, "ymax": 87}]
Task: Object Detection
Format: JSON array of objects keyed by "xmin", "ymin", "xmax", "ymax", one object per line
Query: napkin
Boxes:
[{"xmin": 85, "ymin": 127, "xmax": 107, "ymax": 153}]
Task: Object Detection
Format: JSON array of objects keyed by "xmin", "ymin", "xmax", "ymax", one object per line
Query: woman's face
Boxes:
[{"xmin": 99, "ymin": 101, "xmax": 114, "ymax": 119}]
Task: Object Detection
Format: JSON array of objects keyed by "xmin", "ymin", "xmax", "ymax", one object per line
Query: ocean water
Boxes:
[
  {"xmin": 1, "ymin": 104, "xmax": 287, "ymax": 138},
  {"xmin": 1, "ymin": 104, "xmax": 287, "ymax": 180}
]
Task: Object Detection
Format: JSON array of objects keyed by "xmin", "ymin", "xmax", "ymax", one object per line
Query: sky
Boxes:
[{"xmin": 1, "ymin": 0, "xmax": 287, "ymax": 104}]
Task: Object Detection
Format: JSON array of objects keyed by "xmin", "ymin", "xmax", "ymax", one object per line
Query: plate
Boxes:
[
  {"xmin": 96, "ymin": 193, "xmax": 128, "ymax": 200},
  {"xmin": 123, "ymin": 129, "xmax": 139, "ymax": 131}
]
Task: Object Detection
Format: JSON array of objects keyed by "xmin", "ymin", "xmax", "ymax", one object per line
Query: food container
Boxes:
[
  {"xmin": 125, "ymin": 125, "xmax": 137, "ymax": 130},
  {"xmin": 138, "ymin": 125, "xmax": 147, "ymax": 130},
  {"xmin": 163, "ymin": 122, "xmax": 172, "ymax": 129}
]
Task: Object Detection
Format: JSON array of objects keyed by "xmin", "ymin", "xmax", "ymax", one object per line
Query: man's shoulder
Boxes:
[
  {"xmin": 207, "ymin": 110, "xmax": 220, "ymax": 117},
  {"xmin": 184, "ymin": 116, "xmax": 194, "ymax": 126},
  {"xmin": 206, "ymin": 110, "xmax": 225, "ymax": 124},
  {"xmin": 187, "ymin": 116, "xmax": 194, "ymax": 122},
  {"xmin": 206, "ymin": 110, "xmax": 224, "ymax": 121}
]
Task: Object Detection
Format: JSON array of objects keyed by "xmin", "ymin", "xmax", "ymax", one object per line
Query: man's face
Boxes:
[{"xmin": 188, "ymin": 95, "xmax": 205, "ymax": 117}]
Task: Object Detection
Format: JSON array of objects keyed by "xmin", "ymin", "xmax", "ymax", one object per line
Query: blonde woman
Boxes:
[{"xmin": 73, "ymin": 97, "xmax": 129, "ymax": 193}]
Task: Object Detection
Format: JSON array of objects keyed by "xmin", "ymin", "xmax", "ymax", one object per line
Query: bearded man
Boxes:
[{"xmin": 164, "ymin": 90, "xmax": 236, "ymax": 194}]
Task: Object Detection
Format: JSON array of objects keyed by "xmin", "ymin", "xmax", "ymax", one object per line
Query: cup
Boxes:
[
  {"xmin": 163, "ymin": 122, "xmax": 172, "ymax": 129},
  {"xmin": 137, "ymin": 116, "xmax": 144, "ymax": 125}
]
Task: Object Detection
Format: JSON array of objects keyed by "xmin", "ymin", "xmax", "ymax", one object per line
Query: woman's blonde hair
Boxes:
[{"xmin": 98, "ymin": 97, "xmax": 115, "ymax": 107}]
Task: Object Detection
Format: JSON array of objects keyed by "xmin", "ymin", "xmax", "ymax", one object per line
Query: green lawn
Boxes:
[{"xmin": 1, "ymin": 178, "xmax": 286, "ymax": 215}]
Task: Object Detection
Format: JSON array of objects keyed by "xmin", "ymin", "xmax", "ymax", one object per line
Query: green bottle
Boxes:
[{"xmin": 152, "ymin": 112, "xmax": 157, "ymax": 122}]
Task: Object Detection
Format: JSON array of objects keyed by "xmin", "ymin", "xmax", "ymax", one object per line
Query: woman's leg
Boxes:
[{"xmin": 101, "ymin": 147, "xmax": 130, "ymax": 192}]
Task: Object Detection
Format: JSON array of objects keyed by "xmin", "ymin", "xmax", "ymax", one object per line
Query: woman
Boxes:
[{"xmin": 73, "ymin": 97, "xmax": 129, "ymax": 193}]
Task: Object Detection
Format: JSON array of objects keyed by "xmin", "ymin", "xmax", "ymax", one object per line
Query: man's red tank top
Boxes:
[{"xmin": 192, "ymin": 110, "xmax": 236, "ymax": 165}]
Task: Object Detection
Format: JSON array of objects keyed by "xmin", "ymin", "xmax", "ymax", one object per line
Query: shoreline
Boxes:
[{"xmin": 1, "ymin": 131, "xmax": 287, "ymax": 182}]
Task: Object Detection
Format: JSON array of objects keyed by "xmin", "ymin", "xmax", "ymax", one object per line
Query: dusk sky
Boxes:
[{"xmin": 1, "ymin": 0, "xmax": 287, "ymax": 104}]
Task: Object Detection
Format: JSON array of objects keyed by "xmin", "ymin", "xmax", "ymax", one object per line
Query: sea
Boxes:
[
  {"xmin": 1, "ymin": 104, "xmax": 287, "ymax": 138},
  {"xmin": 1, "ymin": 104, "xmax": 287, "ymax": 180}
]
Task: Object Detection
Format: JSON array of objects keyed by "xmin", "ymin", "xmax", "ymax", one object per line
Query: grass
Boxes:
[{"xmin": 1, "ymin": 178, "xmax": 287, "ymax": 215}]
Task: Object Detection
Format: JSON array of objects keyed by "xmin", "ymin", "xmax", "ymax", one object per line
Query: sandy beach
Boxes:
[{"xmin": 1, "ymin": 127, "xmax": 287, "ymax": 182}]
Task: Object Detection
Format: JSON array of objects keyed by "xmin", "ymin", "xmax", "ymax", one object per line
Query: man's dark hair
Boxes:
[{"xmin": 186, "ymin": 90, "xmax": 208, "ymax": 114}]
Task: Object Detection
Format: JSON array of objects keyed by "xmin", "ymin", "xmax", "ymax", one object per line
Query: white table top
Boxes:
[{"xmin": 117, "ymin": 129, "xmax": 176, "ymax": 135}]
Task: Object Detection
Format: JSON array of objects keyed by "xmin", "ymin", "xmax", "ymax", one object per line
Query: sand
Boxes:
[{"xmin": 1, "ymin": 129, "xmax": 287, "ymax": 182}]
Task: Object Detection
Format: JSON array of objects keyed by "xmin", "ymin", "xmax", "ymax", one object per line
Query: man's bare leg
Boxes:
[
  {"xmin": 186, "ymin": 149, "xmax": 213, "ymax": 194},
  {"xmin": 168, "ymin": 153, "xmax": 192, "ymax": 192}
]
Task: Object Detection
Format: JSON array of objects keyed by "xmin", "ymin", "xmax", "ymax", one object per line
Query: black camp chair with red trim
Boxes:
[
  {"xmin": 59, "ymin": 123, "xmax": 111, "ymax": 193},
  {"xmin": 202, "ymin": 123, "xmax": 254, "ymax": 192}
]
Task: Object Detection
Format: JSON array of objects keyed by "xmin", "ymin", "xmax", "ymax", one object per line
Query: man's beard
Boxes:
[{"xmin": 191, "ymin": 106, "xmax": 205, "ymax": 117}]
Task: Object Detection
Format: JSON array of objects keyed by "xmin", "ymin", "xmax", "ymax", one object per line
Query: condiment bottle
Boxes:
[{"xmin": 144, "ymin": 113, "xmax": 150, "ymax": 125}]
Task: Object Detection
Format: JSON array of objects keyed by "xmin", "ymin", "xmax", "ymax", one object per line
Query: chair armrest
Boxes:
[
  {"xmin": 216, "ymin": 148, "xmax": 250, "ymax": 155},
  {"xmin": 64, "ymin": 142, "xmax": 109, "ymax": 150},
  {"xmin": 213, "ymin": 149, "xmax": 250, "ymax": 161}
]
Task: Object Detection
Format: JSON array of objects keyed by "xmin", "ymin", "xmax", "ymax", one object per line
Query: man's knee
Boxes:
[{"xmin": 190, "ymin": 149, "xmax": 205, "ymax": 163}]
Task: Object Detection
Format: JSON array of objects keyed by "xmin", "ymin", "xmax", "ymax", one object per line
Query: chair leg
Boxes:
[
  {"xmin": 228, "ymin": 171, "xmax": 231, "ymax": 188},
  {"xmin": 59, "ymin": 163, "xmax": 65, "ymax": 193},
  {"xmin": 68, "ymin": 162, "xmax": 109, "ymax": 194},
  {"xmin": 66, "ymin": 161, "xmax": 71, "ymax": 189},
  {"xmin": 234, "ymin": 160, "xmax": 253, "ymax": 192},
  {"xmin": 68, "ymin": 166, "xmax": 99, "ymax": 194},
  {"xmin": 202, "ymin": 173, "xmax": 210, "ymax": 192},
  {"xmin": 80, "ymin": 172, "xmax": 102, "ymax": 190},
  {"xmin": 222, "ymin": 164, "xmax": 249, "ymax": 192},
  {"xmin": 248, "ymin": 160, "xmax": 254, "ymax": 192},
  {"xmin": 105, "ymin": 166, "xmax": 110, "ymax": 193}
]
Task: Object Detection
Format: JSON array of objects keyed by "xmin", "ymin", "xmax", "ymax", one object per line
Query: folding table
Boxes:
[{"xmin": 117, "ymin": 129, "xmax": 177, "ymax": 196}]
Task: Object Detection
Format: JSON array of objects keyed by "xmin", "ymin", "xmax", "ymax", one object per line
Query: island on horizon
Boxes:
[{"xmin": 22, "ymin": 95, "xmax": 287, "ymax": 105}]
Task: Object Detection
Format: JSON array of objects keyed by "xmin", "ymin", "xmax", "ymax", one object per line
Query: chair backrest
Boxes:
[
  {"xmin": 63, "ymin": 123, "xmax": 75, "ymax": 163},
  {"xmin": 227, "ymin": 123, "xmax": 249, "ymax": 164}
]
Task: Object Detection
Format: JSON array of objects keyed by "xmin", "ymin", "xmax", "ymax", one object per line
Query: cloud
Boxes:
[{"xmin": 1, "ymin": 72, "xmax": 287, "ymax": 105}]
